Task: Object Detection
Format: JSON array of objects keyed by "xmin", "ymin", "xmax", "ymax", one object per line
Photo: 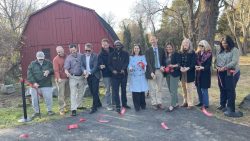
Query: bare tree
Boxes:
[
  {"xmin": 225, "ymin": 0, "xmax": 250, "ymax": 55},
  {"xmin": 134, "ymin": 0, "xmax": 161, "ymax": 35},
  {"xmin": 0, "ymin": 0, "xmax": 40, "ymax": 83},
  {"xmin": 130, "ymin": 1, "xmax": 148, "ymax": 52},
  {"xmin": 101, "ymin": 12, "xmax": 116, "ymax": 28},
  {"xmin": 0, "ymin": 0, "xmax": 39, "ymax": 34}
]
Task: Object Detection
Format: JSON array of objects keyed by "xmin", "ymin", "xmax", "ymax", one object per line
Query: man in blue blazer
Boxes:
[{"xmin": 81, "ymin": 43, "xmax": 102, "ymax": 114}]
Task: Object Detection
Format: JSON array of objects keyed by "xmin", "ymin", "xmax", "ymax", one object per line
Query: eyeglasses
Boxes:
[
  {"xmin": 198, "ymin": 45, "xmax": 204, "ymax": 47},
  {"xmin": 85, "ymin": 50, "xmax": 91, "ymax": 52}
]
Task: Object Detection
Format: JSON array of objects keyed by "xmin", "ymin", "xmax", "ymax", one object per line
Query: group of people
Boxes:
[{"xmin": 27, "ymin": 35, "xmax": 243, "ymax": 119}]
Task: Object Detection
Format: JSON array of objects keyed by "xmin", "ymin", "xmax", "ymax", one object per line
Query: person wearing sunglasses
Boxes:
[
  {"xmin": 195, "ymin": 40, "xmax": 212, "ymax": 110},
  {"xmin": 81, "ymin": 43, "xmax": 102, "ymax": 114}
]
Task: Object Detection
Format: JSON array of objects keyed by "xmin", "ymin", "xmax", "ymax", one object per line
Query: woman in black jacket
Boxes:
[
  {"xmin": 179, "ymin": 38, "xmax": 196, "ymax": 109},
  {"xmin": 195, "ymin": 40, "xmax": 212, "ymax": 109},
  {"xmin": 164, "ymin": 42, "xmax": 181, "ymax": 112}
]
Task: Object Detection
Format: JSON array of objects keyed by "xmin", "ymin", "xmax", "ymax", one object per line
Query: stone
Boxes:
[
  {"xmin": 0, "ymin": 84, "xmax": 15, "ymax": 94},
  {"xmin": 239, "ymin": 94, "xmax": 250, "ymax": 110}
]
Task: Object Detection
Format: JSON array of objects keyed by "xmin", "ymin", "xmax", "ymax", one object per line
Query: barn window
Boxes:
[{"xmin": 42, "ymin": 48, "xmax": 51, "ymax": 60}]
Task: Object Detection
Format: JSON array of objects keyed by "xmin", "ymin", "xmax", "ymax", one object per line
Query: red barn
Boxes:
[{"xmin": 20, "ymin": 0, "xmax": 118, "ymax": 78}]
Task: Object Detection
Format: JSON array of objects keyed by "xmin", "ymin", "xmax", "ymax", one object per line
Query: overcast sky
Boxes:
[{"xmin": 44, "ymin": 0, "xmax": 170, "ymax": 31}]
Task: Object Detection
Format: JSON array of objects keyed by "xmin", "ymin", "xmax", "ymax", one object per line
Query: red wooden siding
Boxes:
[{"xmin": 21, "ymin": 1, "xmax": 117, "ymax": 78}]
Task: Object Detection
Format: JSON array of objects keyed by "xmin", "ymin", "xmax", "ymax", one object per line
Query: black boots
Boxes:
[{"xmin": 224, "ymin": 108, "xmax": 243, "ymax": 118}]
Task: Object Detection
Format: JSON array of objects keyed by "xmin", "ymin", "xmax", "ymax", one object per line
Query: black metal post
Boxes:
[
  {"xmin": 21, "ymin": 80, "xmax": 28, "ymax": 119},
  {"xmin": 18, "ymin": 79, "xmax": 31, "ymax": 122}
]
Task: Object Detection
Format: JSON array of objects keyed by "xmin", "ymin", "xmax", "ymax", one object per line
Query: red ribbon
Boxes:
[
  {"xmin": 67, "ymin": 124, "xmax": 79, "ymax": 130},
  {"xmin": 19, "ymin": 134, "xmax": 29, "ymax": 138},
  {"xmin": 164, "ymin": 66, "xmax": 174, "ymax": 73},
  {"xmin": 79, "ymin": 118, "xmax": 87, "ymax": 123},
  {"xmin": 97, "ymin": 114, "xmax": 110, "ymax": 123},
  {"xmin": 217, "ymin": 70, "xmax": 223, "ymax": 88},
  {"xmin": 161, "ymin": 122, "xmax": 170, "ymax": 130},
  {"xmin": 137, "ymin": 61, "xmax": 145, "ymax": 69}
]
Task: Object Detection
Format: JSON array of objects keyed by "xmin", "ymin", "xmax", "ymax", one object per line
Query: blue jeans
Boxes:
[
  {"xmin": 196, "ymin": 87, "xmax": 209, "ymax": 107},
  {"xmin": 103, "ymin": 77, "xmax": 115, "ymax": 106}
]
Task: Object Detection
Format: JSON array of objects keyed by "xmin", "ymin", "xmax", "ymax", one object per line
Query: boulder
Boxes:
[
  {"xmin": 0, "ymin": 84, "xmax": 15, "ymax": 94},
  {"xmin": 239, "ymin": 94, "xmax": 250, "ymax": 110}
]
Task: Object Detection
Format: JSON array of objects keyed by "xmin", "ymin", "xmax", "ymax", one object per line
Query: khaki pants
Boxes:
[
  {"xmin": 181, "ymin": 72, "xmax": 194, "ymax": 106},
  {"xmin": 69, "ymin": 76, "xmax": 87, "ymax": 111},
  {"xmin": 148, "ymin": 70, "xmax": 163, "ymax": 105},
  {"xmin": 56, "ymin": 79, "xmax": 69, "ymax": 112}
]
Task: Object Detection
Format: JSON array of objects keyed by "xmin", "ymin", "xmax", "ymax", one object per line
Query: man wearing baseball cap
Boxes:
[{"xmin": 27, "ymin": 51, "xmax": 55, "ymax": 119}]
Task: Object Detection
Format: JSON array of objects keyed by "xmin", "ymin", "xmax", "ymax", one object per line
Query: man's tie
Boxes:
[{"xmin": 154, "ymin": 48, "xmax": 159, "ymax": 68}]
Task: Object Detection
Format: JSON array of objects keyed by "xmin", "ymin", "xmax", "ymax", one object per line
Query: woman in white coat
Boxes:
[{"xmin": 128, "ymin": 44, "xmax": 148, "ymax": 111}]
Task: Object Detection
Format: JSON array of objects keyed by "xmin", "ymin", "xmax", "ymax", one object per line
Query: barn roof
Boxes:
[{"xmin": 22, "ymin": 0, "xmax": 119, "ymax": 41}]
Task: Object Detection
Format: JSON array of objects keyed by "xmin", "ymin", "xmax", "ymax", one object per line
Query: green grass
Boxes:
[
  {"xmin": 0, "ymin": 87, "xmax": 105, "ymax": 129},
  {"xmin": 209, "ymin": 65, "xmax": 250, "ymax": 126},
  {"xmin": 177, "ymin": 55, "xmax": 250, "ymax": 126}
]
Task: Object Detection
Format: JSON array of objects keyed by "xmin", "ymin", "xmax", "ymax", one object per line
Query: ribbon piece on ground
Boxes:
[
  {"xmin": 19, "ymin": 134, "xmax": 29, "ymax": 138},
  {"xmin": 98, "ymin": 114, "xmax": 111, "ymax": 123},
  {"xmin": 161, "ymin": 122, "xmax": 170, "ymax": 130},
  {"xmin": 67, "ymin": 124, "xmax": 79, "ymax": 130},
  {"xmin": 79, "ymin": 118, "xmax": 87, "ymax": 123}
]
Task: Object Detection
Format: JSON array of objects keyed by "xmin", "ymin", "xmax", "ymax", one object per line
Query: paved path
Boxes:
[{"xmin": 0, "ymin": 86, "xmax": 249, "ymax": 141}]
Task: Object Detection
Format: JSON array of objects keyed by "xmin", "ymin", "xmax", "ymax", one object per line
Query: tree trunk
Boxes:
[
  {"xmin": 186, "ymin": 0, "xmax": 196, "ymax": 45},
  {"xmin": 235, "ymin": 37, "xmax": 243, "ymax": 55},
  {"xmin": 138, "ymin": 18, "xmax": 146, "ymax": 53},
  {"xmin": 241, "ymin": 26, "xmax": 249, "ymax": 55},
  {"xmin": 226, "ymin": 11, "xmax": 244, "ymax": 55},
  {"xmin": 197, "ymin": 0, "xmax": 220, "ymax": 50},
  {"xmin": 150, "ymin": 18, "xmax": 156, "ymax": 35}
]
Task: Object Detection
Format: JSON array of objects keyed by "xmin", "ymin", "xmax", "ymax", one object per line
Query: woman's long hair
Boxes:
[
  {"xmin": 165, "ymin": 42, "xmax": 176, "ymax": 57},
  {"xmin": 131, "ymin": 44, "xmax": 142, "ymax": 56},
  {"xmin": 196, "ymin": 40, "xmax": 212, "ymax": 53},
  {"xmin": 180, "ymin": 38, "xmax": 194, "ymax": 53},
  {"xmin": 219, "ymin": 35, "xmax": 235, "ymax": 53}
]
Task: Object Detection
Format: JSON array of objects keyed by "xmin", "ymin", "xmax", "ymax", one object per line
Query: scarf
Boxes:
[{"xmin": 197, "ymin": 51, "xmax": 212, "ymax": 65}]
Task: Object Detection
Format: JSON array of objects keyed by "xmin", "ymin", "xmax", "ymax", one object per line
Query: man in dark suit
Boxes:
[
  {"xmin": 145, "ymin": 35, "xmax": 166, "ymax": 110},
  {"xmin": 108, "ymin": 40, "xmax": 130, "ymax": 114},
  {"xmin": 81, "ymin": 43, "xmax": 102, "ymax": 114}
]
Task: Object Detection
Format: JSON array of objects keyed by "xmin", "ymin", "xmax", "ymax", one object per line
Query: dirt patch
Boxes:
[{"xmin": 0, "ymin": 91, "xmax": 22, "ymax": 108}]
